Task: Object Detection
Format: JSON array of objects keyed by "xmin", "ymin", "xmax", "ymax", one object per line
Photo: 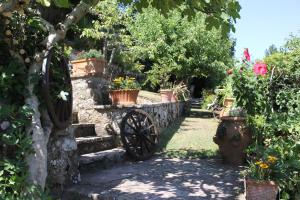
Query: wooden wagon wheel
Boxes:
[
  {"xmin": 42, "ymin": 47, "xmax": 73, "ymax": 129},
  {"xmin": 120, "ymin": 109, "xmax": 159, "ymax": 161}
]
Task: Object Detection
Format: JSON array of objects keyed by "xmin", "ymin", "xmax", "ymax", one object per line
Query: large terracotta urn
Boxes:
[
  {"xmin": 70, "ymin": 58, "xmax": 106, "ymax": 77},
  {"xmin": 213, "ymin": 116, "xmax": 251, "ymax": 165},
  {"xmin": 109, "ymin": 89, "xmax": 139, "ymax": 105}
]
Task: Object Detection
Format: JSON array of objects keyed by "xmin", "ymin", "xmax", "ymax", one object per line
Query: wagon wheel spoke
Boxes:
[
  {"xmin": 121, "ymin": 109, "xmax": 158, "ymax": 160},
  {"xmin": 138, "ymin": 137, "xmax": 143, "ymax": 155},
  {"xmin": 142, "ymin": 124, "xmax": 154, "ymax": 133},
  {"xmin": 143, "ymin": 135, "xmax": 157, "ymax": 146},
  {"xmin": 130, "ymin": 115, "xmax": 140, "ymax": 129},
  {"xmin": 142, "ymin": 137, "xmax": 151, "ymax": 153},
  {"xmin": 126, "ymin": 120, "xmax": 138, "ymax": 133}
]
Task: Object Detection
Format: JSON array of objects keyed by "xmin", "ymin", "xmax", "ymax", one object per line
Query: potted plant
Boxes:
[
  {"xmin": 172, "ymin": 82, "xmax": 191, "ymax": 101},
  {"xmin": 160, "ymin": 81, "xmax": 176, "ymax": 103},
  {"xmin": 70, "ymin": 49, "xmax": 106, "ymax": 77},
  {"xmin": 109, "ymin": 76, "xmax": 141, "ymax": 105},
  {"xmin": 243, "ymin": 155, "xmax": 279, "ymax": 200}
]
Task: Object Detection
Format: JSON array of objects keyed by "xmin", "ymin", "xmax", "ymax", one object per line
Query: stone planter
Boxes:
[
  {"xmin": 70, "ymin": 58, "xmax": 106, "ymax": 77},
  {"xmin": 245, "ymin": 179, "xmax": 278, "ymax": 200},
  {"xmin": 109, "ymin": 89, "xmax": 139, "ymax": 105},
  {"xmin": 160, "ymin": 89, "xmax": 176, "ymax": 103},
  {"xmin": 213, "ymin": 116, "xmax": 251, "ymax": 165}
]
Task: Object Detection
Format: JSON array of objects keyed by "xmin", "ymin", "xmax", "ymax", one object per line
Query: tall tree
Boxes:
[
  {"xmin": 126, "ymin": 7, "xmax": 234, "ymax": 87},
  {"xmin": 265, "ymin": 44, "xmax": 278, "ymax": 56}
]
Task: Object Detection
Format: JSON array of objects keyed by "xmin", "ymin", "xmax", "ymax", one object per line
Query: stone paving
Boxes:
[{"xmin": 66, "ymin": 156, "xmax": 245, "ymax": 199}]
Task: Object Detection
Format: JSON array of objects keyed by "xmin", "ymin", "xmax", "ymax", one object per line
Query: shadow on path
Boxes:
[{"xmin": 66, "ymin": 157, "xmax": 244, "ymax": 200}]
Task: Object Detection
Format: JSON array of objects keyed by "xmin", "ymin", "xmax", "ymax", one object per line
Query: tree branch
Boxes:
[{"xmin": 44, "ymin": 0, "xmax": 100, "ymax": 48}]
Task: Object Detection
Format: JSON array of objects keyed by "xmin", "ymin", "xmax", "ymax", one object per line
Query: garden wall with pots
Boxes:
[{"xmin": 77, "ymin": 101, "xmax": 190, "ymax": 137}]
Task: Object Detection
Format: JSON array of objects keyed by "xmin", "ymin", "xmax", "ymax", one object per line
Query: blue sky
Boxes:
[{"xmin": 233, "ymin": 0, "xmax": 300, "ymax": 60}]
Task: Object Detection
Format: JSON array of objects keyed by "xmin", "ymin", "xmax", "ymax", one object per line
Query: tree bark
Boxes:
[{"xmin": 21, "ymin": 0, "xmax": 101, "ymax": 189}]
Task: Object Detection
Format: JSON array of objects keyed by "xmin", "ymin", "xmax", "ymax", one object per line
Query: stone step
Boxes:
[
  {"xmin": 72, "ymin": 123, "xmax": 96, "ymax": 138},
  {"xmin": 76, "ymin": 136, "xmax": 116, "ymax": 155},
  {"xmin": 79, "ymin": 148, "xmax": 127, "ymax": 172}
]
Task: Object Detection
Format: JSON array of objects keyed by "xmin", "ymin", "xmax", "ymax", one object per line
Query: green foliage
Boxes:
[
  {"xmin": 111, "ymin": 76, "xmax": 141, "ymax": 90},
  {"xmin": 201, "ymin": 90, "xmax": 216, "ymax": 109},
  {"xmin": 37, "ymin": 0, "xmax": 70, "ymax": 8},
  {"xmin": 76, "ymin": 49, "xmax": 104, "ymax": 59},
  {"xmin": 119, "ymin": 0, "xmax": 241, "ymax": 35},
  {"xmin": 265, "ymin": 44, "xmax": 278, "ymax": 56},
  {"xmin": 0, "ymin": 8, "xmax": 51, "ymax": 200},
  {"xmin": 232, "ymin": 35, "xmax": 300, "ymax": 198},
  {"xmin": 127, "ymin": 7, "xmax": 234, "ymax": 88}
]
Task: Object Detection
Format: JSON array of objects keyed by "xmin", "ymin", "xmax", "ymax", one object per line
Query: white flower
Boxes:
[
  {"xmin": 58, "ymin": 91, "xmax": 69, "ymax": 101},
  {"xmin": 20, "ymin": 49, "xmax": 26, "ymax": 55},
  {"xmin": 25, "ymin": 58, "xmax": 30, "ymax": 63},
  {"xmin": 0, "ymin": 121, "xmax": 10, "ymax": 130}
]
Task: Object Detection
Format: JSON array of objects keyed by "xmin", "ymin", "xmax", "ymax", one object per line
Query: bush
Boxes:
[
  {"xmin": 231, "ymin": 50, "xmax": 300, "ymax": 198},
  {"xmin": 76, "ymin": 49, "xmax": 104, "ymax": 60}
]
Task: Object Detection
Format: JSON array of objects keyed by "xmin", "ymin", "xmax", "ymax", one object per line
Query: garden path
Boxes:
[{"xmin": 66, "ymin": 101, "xmax": 245, "ymax": 199}]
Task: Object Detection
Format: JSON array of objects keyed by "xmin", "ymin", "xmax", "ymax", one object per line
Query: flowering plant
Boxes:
[
  {"xmin": 111, "ymin": 76, "xmax": 141, "ymax": 90},
  {"xmin": 244, "ymin": 155, "xmax": 279, "ymax": 181}
]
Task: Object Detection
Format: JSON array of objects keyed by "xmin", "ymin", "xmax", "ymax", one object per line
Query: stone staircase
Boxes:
[{"xmin": 72, "ymin": 122, "xmax": 127, "ymax": 171}]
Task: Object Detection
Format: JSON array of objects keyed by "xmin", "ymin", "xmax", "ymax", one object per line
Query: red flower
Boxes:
[
  {"xmin": 227, "ymin": 69, "xmax": 233, "ymax": 75},
  {"xmin": 253, "ymin": 62, "xmax": 268, "ymax": 76},
  {"xmin": 244, "ymin": 48, "xmax": 250, "ymax": 61}
]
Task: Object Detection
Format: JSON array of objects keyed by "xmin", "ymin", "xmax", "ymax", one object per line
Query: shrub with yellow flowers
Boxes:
[
  {"xmin": 111, "ymin": 76, "xmax": 141, "ymax": 90},
  {"xmin": 243, "ymin": 154, "xmax": 279, "ymax": 181}
]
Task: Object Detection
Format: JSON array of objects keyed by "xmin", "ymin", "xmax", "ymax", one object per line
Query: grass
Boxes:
[{"xmin": 159, "ymin": 108, "xmax": 219, "ymax": 159}]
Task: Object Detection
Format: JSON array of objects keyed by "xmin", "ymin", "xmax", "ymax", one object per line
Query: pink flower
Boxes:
[
  {"xmin": 253, "ymin": 62, "xmax": 268, "ymax": 76},
  {"xmin": 227, "ymin": 69, "xmax": 233, "ymax": 75},
  {"xmin": 244, "ymin": 48, "xmax": 250, "ymax": 61}
]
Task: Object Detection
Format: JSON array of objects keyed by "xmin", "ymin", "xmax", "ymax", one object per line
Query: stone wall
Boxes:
[
  {"xmin": 77, "ymin": 101, "xmax": 190, "ymax": 136},
  {"xmin": 72, "ymin": 76, "xmax": 111, "ymax": 112},
  {"xmin": 46, "ymin": 128, "xmax": 80, "ymax": 198}
]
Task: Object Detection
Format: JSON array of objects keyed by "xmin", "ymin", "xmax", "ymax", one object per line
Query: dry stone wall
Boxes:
[{"xmin": 77, "ymin": 101, "xmax": 190, "ymax": 136}]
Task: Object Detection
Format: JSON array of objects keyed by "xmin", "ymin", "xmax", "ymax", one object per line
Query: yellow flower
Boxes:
[
  {"xmin": 255, "ymin": 161, "xmax": 262, "ymax": 165},
  {"xmin": 259, "ymin": 163, "xmax": 269, "ymax": 169},
  {"xmin": 267, "ymin": 156, "xmax": 278, "ymax": 163}
]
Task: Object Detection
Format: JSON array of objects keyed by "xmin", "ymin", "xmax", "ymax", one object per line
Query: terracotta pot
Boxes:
[
  {"xmin": 109, "ymin": 89, "xmax": 139, "ymax": 105},
  {"xmin": 245, "ymin": 179, "xmax": 278, "ymax": 200},
  {"xmin": 160, "ymin": 89, "xmax": 177, "ymax": 103},
  {"xmin": 213, "ymin": 117, "xmax": 251, "ymax": 165},
  {"xmin": 70, "ymin": 58, "xmax": 106, "ymax": 77},
  {"xmin": 223, "ymin": 97, "xmax": 235, "ymax": 108}
]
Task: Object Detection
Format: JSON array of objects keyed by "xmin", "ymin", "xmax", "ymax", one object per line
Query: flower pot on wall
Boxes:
[
  {"xmin": 223, "ymin": 97, "xmax": 235, "ymax": 108},
  {"xmin": 160, "ymin": 89, "xmax": 176, "ymax": 103},
  {"xmin": 245, "ymin": 179, "xmax": 278, "ymax": 200},
  {"xmin": 70, "ymin": 58, "xmax": 106, "ymax": 77},
  {"xmin": 109, "ymin": 89, "xmax": 139, "ymax": 105}
]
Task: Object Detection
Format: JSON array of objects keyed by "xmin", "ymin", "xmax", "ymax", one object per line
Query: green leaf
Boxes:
[
  {"xmin": 37, "ymin": 0, "xmax": 51, "ymax": 7},
  {"xmin": 53, "ymin": 0, "xmax": 70, "ymax": 8}
]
